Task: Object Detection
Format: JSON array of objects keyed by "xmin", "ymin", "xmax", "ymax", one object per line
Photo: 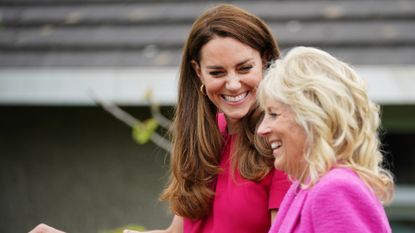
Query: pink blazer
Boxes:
[{"xmin": 270, "ymin": 168, "xmax": 391, "ymax": 233}]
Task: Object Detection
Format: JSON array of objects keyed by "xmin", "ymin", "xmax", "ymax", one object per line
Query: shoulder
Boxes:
[
  {"xmin": 307, "ymin": 167, "xmax": 379, "ymax": 212},
  {"xmin": 311, "ymin": 167, "xmax": 367, "ymax": 196},
  {"xmin": 304, "ymin": 169, "xmax": 391, "ymax": 232},
  {"xmin": 262, "ymin": 168, "xmax": 291, "ymax": 188}
]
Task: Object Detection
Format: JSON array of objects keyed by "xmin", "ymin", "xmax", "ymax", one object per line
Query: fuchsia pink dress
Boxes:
[{"xmin": 183, "ymin": 114, "xmax": 292, "ymax": 233}]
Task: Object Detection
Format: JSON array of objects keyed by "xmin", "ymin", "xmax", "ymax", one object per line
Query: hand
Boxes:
[{"xmin": 29, "ymin": 224, "xmax": 65, "ymax": 233}]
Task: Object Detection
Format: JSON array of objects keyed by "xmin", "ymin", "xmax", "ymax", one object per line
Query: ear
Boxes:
[{"xmin": 191, "ymin": 60, "xmax": 203, "ymax": 80}]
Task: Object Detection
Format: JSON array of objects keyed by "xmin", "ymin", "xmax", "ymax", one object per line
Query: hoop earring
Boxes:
[{"xmin": 200, "ymin": 84, "xmax": 206, "ymax": 96}]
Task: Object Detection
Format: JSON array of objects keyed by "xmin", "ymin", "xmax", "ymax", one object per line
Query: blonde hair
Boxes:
[{"xmin": 257, "ymin": 46, "xmax": 394, "ymax": 203}]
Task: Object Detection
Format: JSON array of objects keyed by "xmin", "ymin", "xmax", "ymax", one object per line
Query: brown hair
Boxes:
[{"xmin": 160, "ymin": 4, "xmax": 280, "ymax": 219}]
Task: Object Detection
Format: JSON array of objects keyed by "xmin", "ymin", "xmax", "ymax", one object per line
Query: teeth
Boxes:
[
  {"xmin": 223, "ymin": 92, "xmax": 248, "ymax": 102},
  {"xmin": 271, "ymin": 142, "xmax": 281, "ymax": 149}
]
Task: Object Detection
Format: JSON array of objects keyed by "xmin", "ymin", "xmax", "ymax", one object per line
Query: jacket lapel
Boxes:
[{"xmin": 278, "ymin": 186, "xmax": 308, "ymax": 233}]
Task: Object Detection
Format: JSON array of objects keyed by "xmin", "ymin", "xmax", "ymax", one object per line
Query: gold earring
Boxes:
[{"xmin": 200, "ymin": 84, "xmax": 206, "ymax": 96}]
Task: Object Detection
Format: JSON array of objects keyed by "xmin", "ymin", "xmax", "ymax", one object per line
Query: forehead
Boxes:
[
  {"xmin": 199, "ymin": 37, "xmax": 260, "ymax": 65},
  {"xmin": 264, "ymin": 98, "xmax": 286, "ymax": 110}
]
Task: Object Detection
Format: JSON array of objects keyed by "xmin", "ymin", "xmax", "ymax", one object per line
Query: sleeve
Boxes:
[
  {"xmin": 269, "ymin": 168, "xmax": 292, "ymax": 209},
  {"xmin": 308, "ymin": 178, "xmax": 390, "ymax": 233}
]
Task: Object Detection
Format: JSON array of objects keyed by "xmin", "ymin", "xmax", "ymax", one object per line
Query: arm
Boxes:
[
  {"xmin": 124, "ymin": 215, "xmax": 183, "ymax": 233},
  {"xmin": 268, "ymin": 169, "xmax": 291, "ymax": 223},
  {"xmin": 268, "ymin": 169, "xmax": 289, "ymax": 231},
  {"xmin": 269, "ymin": 169, "xmax": 291, "ymax": 210},
  {"xmin": 270, "ymin": 209, "xmax": 278, "ymax": 223}
]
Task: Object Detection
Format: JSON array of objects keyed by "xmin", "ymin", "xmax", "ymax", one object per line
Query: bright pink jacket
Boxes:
[{"xmin": 270, "ymin": 167, "xmax": 391, "ymax": 233}]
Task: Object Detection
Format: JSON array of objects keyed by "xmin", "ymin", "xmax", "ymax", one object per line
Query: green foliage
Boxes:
[
  {"xmin": 132, "ymin": 118, "xmax": 159, "ymax": 144},
  {"xmin": 99, "ymin": 224, "xmax": 146, "ymax": 233}
]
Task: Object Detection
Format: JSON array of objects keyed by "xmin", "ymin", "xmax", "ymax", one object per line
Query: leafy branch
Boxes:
[{"xmin": 89, "ymin": 89, "xmax": 172, "ymax": 153}]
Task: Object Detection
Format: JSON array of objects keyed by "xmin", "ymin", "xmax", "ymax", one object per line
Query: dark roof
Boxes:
[{"xmin": 1, "ymin": 0, "xmax": 415, "ymax": 67}]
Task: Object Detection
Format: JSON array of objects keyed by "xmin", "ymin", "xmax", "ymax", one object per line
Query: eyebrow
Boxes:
[
  {"xmin": 268, "ymin": 106, "xmax": 281, "ymax": 113},
  {"xmin": 206, "ymin": 58, "xmax": 253, "ymax": 69}
]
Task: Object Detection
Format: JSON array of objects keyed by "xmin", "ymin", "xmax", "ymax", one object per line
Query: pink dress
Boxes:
[
  {"xmin": 269, "ymin": 167, "xmax": 391, "ymax": 233},
  {"xmin": 184, "ymin": 114, "xmax": 291, "ymax": 233}
]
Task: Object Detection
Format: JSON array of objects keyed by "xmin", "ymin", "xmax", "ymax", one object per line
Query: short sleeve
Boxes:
[{"xmin": 269, "ymin": 169, "xmax": 292, "ymax": 209}]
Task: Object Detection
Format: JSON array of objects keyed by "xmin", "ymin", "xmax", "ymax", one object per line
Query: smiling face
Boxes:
[
  {"xmin": 257, "ymin": 99, "xmax": 308, "ymax": 178},
  {"xmin": 192, "ymin": 36, "xmax": 265, "ymax": 131}
]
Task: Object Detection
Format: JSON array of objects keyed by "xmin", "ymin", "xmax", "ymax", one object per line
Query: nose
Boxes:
[
  {"xmin": 226, "ymin": 74, "xmax": 241, "ymax": 91},
  {"xmin": 257, "ymin": 118, "xmax": 270, "ymax": 137}
]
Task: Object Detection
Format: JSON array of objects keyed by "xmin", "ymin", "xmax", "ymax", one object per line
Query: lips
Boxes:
[
  {"xmin": 270, "ymin": 141, "xmax": 282, "ymax": 157},
  {"xmin": 222, "ymin": 92, "xmax": 248, "ymax": 103}
]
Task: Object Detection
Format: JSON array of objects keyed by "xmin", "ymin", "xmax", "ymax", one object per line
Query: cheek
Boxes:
[
  {"xmin": 283, "ymin": 122, "xmax": 306, "ymax": 154},
  {"xmin": 204, "ymin": 78, "xmax": 224, "ymax": 94},
  {"xmin": 250, "ymin": 70, "xmax": 264, "ymax": 86},
  {"xmin": 292, "ymin": 127, "xmax": 307, "ymax": 158},
  {"xmin": 241, "ymin": 68, "xmax": 263, "ymax": 87}
]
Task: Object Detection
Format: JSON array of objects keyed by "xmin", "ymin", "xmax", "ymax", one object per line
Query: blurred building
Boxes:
[{"xmin": 1, "ymin": 0, "xmax": 415, "ymax": 232}]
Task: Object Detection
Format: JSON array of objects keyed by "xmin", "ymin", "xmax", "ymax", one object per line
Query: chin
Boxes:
[
  {"xmin": 226, "ymin": 114, "xmax": 247, "ymax": 122},
  {"xmin": 225, "ymin": 108, "xmax": 251, "ymax": 119},
  {"xmin": 221, "ymin": 100, "xmax": 254, "ymax": 117}
]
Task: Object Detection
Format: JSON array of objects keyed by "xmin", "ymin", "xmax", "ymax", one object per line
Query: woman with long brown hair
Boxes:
[
  {"xmin": 133, "ymin": 4, "xmax": 291, "ymax": 233},
  {"xmin": 29, "ymin": 4, "xmax": 291, "ymax": 233}
]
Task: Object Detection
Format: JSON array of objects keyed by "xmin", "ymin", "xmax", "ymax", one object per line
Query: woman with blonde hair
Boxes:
[{"xmin": 257, "ymin": 46, "xmax": 394, "ymax": 232}]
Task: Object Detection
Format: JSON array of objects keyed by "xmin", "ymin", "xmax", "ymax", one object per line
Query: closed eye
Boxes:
[
  {"xmin": 208, "ymin": 69, "xmax": 225, "ymax": 76},
  {"xmin": 266, "ymin": 111, "xmax": 280, "ymax": 119},
  {"xmin": 239, "ymin": 65, "xmax": 253, "ymax": 73}
]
